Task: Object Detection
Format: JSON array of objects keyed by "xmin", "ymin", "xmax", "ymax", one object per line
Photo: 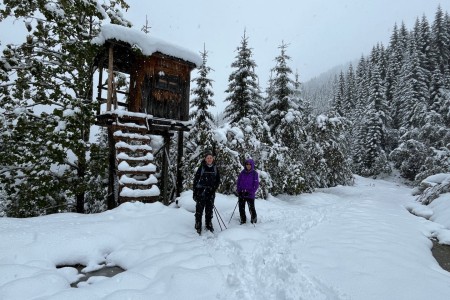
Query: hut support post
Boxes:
[
  {"xmin": 97, "ymin": 65, "xmax": 103, "ymax": 115},
  {"xmin": 107, "ymin": 127, "xmax": 117, "ymax": 209},
  {"xmin": 162, "ymin": 133, "xmax": 171, "ymax": 205},
  {"xmin": 176, "ymin": 132, "xmax": 184, "ymax": 198},
  {"xmin": 106, "ymin": 45, "xmax": 114, "ymax": 111}
]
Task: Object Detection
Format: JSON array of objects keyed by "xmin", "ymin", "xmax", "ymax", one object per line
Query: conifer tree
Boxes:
[
  {"xmin": 0, "ymin": 0, "xmax": 130, "ymax": 217},
  {"xmin": 430, "ymin": 7, "xmax": 450, "ymax": 126},
  {"xmin": 265, "ymin": 42, "xmax": 316, "ymax": 194},
  {"xmin": 224, "ymin": 31, "xmax": 262, "ymax": 124},
  {"xmin": 344, "ymin": 64, "xmax": 356, "ymax": 119},
  {"xmin": 184, "ymin": 46, "xmax": 217, "ymax": 190},
  {"xmin": 356, "ymin": 64, "xmax": 391, "ymax": 176},
  {"xmin": 430, "ymin": 6, "xmax": 450, "ymax": 77},
  {"xmin": 310, "ymin": 115, "xmax": 353, "ymax": 187},
  {"xmin": 395, "ymin": 37, "xmax": 429, "ymax": 129},
  {"xmin": 265, "ymin": 42, "xmax": 296, "ymax": 133},
  {"xmin": 331, "ymin": 72, "xmax": 346, "ymax": 117},
  {"xmin": 223, "ymin": 31, "xmax": 275, "ymax": 197}
]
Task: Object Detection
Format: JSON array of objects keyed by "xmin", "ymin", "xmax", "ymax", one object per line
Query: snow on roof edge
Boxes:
[{"xmin": 92, "ymin": 23, "xmax": 202, "ymax": 67}]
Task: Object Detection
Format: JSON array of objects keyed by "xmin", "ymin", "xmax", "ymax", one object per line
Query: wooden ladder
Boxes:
[{"xmin": 112, "ymin": 116, "xmax": 160, "ymax": 204}]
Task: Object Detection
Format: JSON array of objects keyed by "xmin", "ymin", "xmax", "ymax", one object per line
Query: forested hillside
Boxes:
[
  {"xmin": 0, "ymin": 2, "xmax": 449, "ymax": 217},
  {"xmin": 328, "ymin": 7, "xmax": 450, "ymax": 181}
]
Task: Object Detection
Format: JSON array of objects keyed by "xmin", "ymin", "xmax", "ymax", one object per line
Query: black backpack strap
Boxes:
[{"xmin": 201, "ymin": 165, "xmax": 217, "ymax": 177}]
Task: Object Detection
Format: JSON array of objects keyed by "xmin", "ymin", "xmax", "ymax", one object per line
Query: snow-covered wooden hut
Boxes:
[{"xmin": 92, "ymin": 24, "xmax": 201, "ymax": 208}]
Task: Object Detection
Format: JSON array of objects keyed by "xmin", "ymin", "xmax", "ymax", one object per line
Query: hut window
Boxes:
[{"xmin": 156, "ymin": 74, "xmax": 181, "ymax": 93}]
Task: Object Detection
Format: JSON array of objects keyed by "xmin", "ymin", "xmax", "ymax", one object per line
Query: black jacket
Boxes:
[{"xmin": 193, "ymin": 162, "xmax": 221, "ymax": 199}]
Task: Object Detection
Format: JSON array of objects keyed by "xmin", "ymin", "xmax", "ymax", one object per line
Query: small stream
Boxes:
[
  {"xmin": 58, "ymin": 264, "xmax": 125, "ymax": 288},
  {"xmin": 407, "ymin": 210, "xmax": 450, "ymax": 273},
  {"xmin": 431, "ymin": 239, "xmax": 450, "ymax": 272}
]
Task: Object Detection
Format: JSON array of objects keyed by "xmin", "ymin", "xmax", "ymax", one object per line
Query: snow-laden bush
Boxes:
[
  {"xmin": 416, "ymin": 173, "xmax": 450, "ymax": 205},
  {"xmin": 389, "ymin": 139, "xmax": 430, "ymax": 181}
]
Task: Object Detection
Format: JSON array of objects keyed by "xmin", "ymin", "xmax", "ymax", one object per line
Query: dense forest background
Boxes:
[{"xmin": 0, "ymin": 1, "xmax": 449, "ymax": 217}]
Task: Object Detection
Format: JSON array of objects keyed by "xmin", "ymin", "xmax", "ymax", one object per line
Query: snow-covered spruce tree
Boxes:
[
  {"xmin": 389, "ymin": 135, "xmax": 430, "ymax": 181},
  {"xmin": 224, "ymin": 31, "xmax": 262, "ymax": 124},
  {"xmin": 354, "ymin": 55, "xmax": 371, "ymax": 113},
  {"xmin": 415, "ymin": 146, "xmax": 450, "ymax": 183},
  {"xmin": 222, "ymin": 31, "xmax": 274, "ymax": 197},
  {"xmin": 395, "ymin": 38, "xmax": 430, "ymax": 130},
  {"xmin": 84, "ymin": 128, "xmax": 109, "ymax": 213},
  {"xmin": 265, "ymin": 42, "xmax": 298, "ymax": 133},
  {"xmin": 355, "ymin": 64, "xmax": 391, "ymax": 177},
  {"xmin": 382, "ymin": 24, "xmax": 408, "ymax": 154},
  {"xmin": 225, "ymin": 117, "xmax": 275, "ymax": 198},
  {"xmin": 343, "ymin": 64, "xmax": 357, "ymax": 120},
  {"xmin": 429, "ymin": 7, "xmax": 450, "ymax": 127},
  {"xmin": 183, "ymin": 47, "xmax": 240, "ymax": 195},
  {"xmin": 213, "ymin": 126, "xmax": 246, "ymax": 195},
  {"xmin": 0, "ymin": 1, "xmax": 130, "ymax": 217},
  {"xmin": 275, "ymin": 109, "xmax": 310, "ymax": 194},
  {"xmin": 430, "ymin": 6, "xmax": 450, "ymax": 81},
  {"xmin": 414, "ymin": 16, "xmax": 433, "ymax": 86},
  {"xmin": 292, "ymin": 70, "xmax": 312, "ymax": 114},
  {"xmin": 310, "ymin": 115, "xmax": 353, "ymax": 188},
  {"xmin": 273, "ymin": 88, "xmax": 314, "ymax": 193},
  {"xmin": 262, "ymin": 144, "xmax": 289, "ymax": 195},
  {"xmin": 350, "ymin": 55, "xmax": 372, "ymax": 172},
  {"xmin": 386, "ymin": 22, "xmax": 410, "ymax": 132},
  {"xmin": 390, "ymin": 111, "xmax": 450, "ymax": 182},
  {"xmin": 336, "ymin": 64, "xmax": 362, "ymax": 169},
  {"xmin": 265, "ymin": 42, "xmax": 294, "ymax": 133},
  {"xmin": 414, "ymin": 113, "xmax": 450, "ymax": 183},
  {"xmin": 265, "ymin": 42, "xmax": 310, "ymax": 194},
  {"xmin": 387, "ymin": 8, "xmax": 450, "ymax": 182},
  {"xmin": 390, "ymin": 30, "xmax": 434, "ymax": 180},
  {"xmin": 331, "ymin": 71, "xmax": 346, "ymax": 117},
  {"xmin": 183, "ymin": 46, "xmax": 217, "ymax": 190}
]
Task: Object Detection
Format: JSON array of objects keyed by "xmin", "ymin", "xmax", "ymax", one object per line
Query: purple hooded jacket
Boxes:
[{"xmin": 236, "ymin": 159, "xmax": 259, "ymax": 199}]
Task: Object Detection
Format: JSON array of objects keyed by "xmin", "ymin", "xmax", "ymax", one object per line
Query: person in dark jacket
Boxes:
[
  {"xmin": 193, "ymin": 150, "xmax": 221, "ymax": 234},
  {"xmin": 236, "ymin": 158, "xmax": 259, "ymax": 224}
]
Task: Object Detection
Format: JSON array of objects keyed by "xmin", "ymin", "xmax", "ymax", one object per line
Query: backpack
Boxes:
[
  {"xmin": 196, "ymin": 164, "xmax": 217, "ymax": 189},
  {"xmin": 193, "ymin": 165, "xmax": 217, "ymax": 201},
  {"xmin": 200, "ymin": 165, "xmax": 217, "ymax": 177}
]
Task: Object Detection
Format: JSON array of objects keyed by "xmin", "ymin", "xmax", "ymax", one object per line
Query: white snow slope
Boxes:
[{"xmin": 0, "ymin": 175, "xmax": 449, "ymax": 300}]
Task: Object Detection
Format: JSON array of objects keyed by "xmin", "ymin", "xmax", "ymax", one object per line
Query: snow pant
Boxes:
[
  {"xmin": 195, "ymin": 191, "xmax": 215, "ymax": 227},
  {"xmin": 238, "ymin": 197, "xmax": 257, "ymax": 223}
]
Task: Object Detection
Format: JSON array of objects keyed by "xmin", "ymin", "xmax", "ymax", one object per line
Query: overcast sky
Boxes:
[
  {"xmin": 124, "ymin": 0, "xmax": 449, "ymax": 114},
  {"xmin": 1, "ymin": 0, "xmax": 449, "ymax": 114}
]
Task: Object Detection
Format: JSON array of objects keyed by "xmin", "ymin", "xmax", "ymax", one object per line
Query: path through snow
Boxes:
[{"xmin": 1, "ymin": 176, "xmax": 450, "ymax": 300}]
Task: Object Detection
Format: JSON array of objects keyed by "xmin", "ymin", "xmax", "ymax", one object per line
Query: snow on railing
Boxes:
[
  {"xmin": 118, "ymin": 161, "xmax": 156, "ymax": 173},
  {"xmin": 120, "ymin": 186, "xmax": 160, "ymax": 197}
]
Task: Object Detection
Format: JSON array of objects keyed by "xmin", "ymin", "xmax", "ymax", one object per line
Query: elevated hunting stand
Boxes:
[{"xmin": 93, "ymin": 24, "xmax": 200, "ymax": 208}]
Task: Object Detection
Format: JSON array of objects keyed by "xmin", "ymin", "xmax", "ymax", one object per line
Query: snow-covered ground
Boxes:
[{"xmin": 1, "ymin": 175, "xmax": 449, "ymax": 300}]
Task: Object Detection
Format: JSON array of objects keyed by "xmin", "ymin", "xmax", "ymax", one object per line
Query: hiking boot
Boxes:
[
  {"xmin": 251, "ymin": 216, "xmax": 257, "ymax": 224},
  {"xmin": 205, "ymin": 222, "xmax": 214, "ymax": 233},
  {"xmin": 240, "ymin": 219, "xmax": 246, "ymax": 225},
  {"xmin": 195, "ymin": 221, "xmax": 202, "ymax": 235}
]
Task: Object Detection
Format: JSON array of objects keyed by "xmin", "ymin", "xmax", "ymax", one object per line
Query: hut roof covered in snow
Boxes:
[{"xmin": 92, "ymin": 23, "xmax": 202, "ymax": 67}]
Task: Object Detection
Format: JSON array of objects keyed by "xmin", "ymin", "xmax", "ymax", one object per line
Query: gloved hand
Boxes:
[{"xmin": 238, "ymin": 191, "xmax": 249, "ymax": 198}]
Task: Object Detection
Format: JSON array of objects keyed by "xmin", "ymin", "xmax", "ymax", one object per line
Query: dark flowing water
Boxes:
[
  {"xmin": 431, "ymin": 239, "xmax": 450, "ymax": 272},
  {"xmin": 58, "ymin": 264, "xmax": 125, "ymax": 287}
]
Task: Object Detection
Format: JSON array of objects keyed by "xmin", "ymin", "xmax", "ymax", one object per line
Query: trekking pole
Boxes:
[
  {"xmin": 213, "ymin": 206, "xmax": 227, "ymax": 230},
  {"xmin": 228, "ymin": 200, "xmax": 239, "ymax": 224},
  {"xmin": 215, "ymin": 206, "xmax": 227, "ymax": 230},
  {"xmin": 213, "ymin": 207, "xmax": 223, "ymax": 231}
]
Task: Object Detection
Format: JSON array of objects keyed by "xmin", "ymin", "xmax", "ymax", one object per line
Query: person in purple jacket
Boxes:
[{"xmin": 236, "ymin": 158, "xmax": 259, "ymax": 224}]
